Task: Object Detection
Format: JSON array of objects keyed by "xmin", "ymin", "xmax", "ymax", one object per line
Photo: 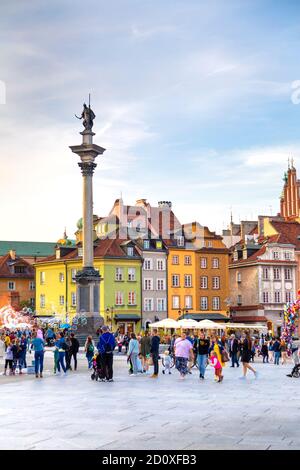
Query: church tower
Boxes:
[{"xmin": 280, "ymin": 159, "xmax": 300, "ymax": 221}]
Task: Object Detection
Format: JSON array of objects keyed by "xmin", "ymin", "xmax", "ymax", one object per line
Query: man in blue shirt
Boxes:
[
  {"xmin": 31, "ymin": 332, "xmax": 45, "ymax": 378},
  {"xmin": 97, "ymin": 326, "xmax": 116, "ymax": 382}
]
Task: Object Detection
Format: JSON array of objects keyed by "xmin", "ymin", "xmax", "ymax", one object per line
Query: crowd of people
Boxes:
[{"xmin": 1, "ymin": 325, "xmax": 299, "ymax": 382}]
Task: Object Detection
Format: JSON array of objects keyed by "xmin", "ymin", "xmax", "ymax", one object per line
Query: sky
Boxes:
[{"xmin": 1, "ymin": 0, "xmax": 300, "ymax": 241}]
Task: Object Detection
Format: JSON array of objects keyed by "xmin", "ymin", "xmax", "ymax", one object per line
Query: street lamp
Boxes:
[
  {"xmin": 106, "ymin": 307, "xmax": 114, "ymax": 330},
  {"xmin": 178, "ymin": 308, "xmax": 189, "ymax": 320}
]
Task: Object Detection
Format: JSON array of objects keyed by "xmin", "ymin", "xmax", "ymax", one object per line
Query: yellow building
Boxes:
[
  {"xmin": 166, "ymin": 225, "xmax": 229, "ymax": 320},
  {"xmin": 35, "ymin": 240, "xmax": 142, "ymax": 333}
]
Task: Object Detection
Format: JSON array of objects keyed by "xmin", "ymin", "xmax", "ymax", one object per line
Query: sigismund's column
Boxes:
[{"xmin": 70, "ymin": 102, "xmax": 106, "ymax": 332}]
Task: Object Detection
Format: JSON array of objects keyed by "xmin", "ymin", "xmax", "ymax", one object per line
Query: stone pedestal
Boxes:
[{"xmin": 70, "ymin": 125, "xmax": 106, "ymax": 334}]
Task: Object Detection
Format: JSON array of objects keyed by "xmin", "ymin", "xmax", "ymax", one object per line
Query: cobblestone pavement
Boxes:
[{"xmin": 0, "ymin": 353, "xmax": 299, "ymax": 450}]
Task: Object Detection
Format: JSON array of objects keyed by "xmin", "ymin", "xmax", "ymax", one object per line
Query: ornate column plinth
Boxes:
[{"xmin": 70, "ymin": 105, "xmax": 106, "ymax": 334}]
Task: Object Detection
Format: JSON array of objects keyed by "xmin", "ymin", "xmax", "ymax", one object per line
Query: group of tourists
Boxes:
[{"xmin": 1, "ymin": 324, "xmax": 299, "ymax": 383}]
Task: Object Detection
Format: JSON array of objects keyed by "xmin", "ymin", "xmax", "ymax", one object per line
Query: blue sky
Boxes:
[{"xmin": 1, "ymin": 0, "xmax": 300, "ymax": 241}]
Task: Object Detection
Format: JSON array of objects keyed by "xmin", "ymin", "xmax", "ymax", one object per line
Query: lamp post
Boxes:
[
  {"xmin": 178, "ymin": 308, "xmax": 189, "ymax": 320},
  {"xmin": 106, "ymin": 307, "xmax": 114, "ymax": 330}
]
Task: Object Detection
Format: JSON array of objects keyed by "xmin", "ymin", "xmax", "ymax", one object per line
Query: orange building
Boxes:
[
  {"xmin": 280, "ymin": 160, "xmax": 300, "ymax": 221},
  {"xmin": 0, "ymin": 250, "xmax": 35, "ymax": 309},
  {"xmin": 166, "ymin": 225, "xmax": 229, "ymax": 321}
]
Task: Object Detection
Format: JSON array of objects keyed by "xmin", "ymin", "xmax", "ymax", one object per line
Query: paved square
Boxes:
[{"xmin": 0, "ymin": 353, "xmax": 299, "ymax": 450}]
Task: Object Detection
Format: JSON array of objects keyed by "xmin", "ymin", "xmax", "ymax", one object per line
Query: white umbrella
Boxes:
[
  {"xmin": 177, "ymin": 319, "xmax": 199, "ymax": 328},
  {"xmin": 16, "ymin": 322, "xmax": 33, "ymax": 329},
  {"xmin": 149, "ymin": 318, "xmax": 180, "ymax": 329},
  {"xmin": 194, "ymin": 319, "xmax": 224, "ymax": 330}
]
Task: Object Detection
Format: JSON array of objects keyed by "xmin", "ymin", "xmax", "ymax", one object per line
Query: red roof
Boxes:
[{"xmin": 0, "ymin": 253, "xmax": 34, "ymax": 278}]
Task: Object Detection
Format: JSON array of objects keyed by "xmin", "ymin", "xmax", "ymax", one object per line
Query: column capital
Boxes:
[{"xmin": 78, "ymin": 161, "xmax": 97, "ymax": 176}]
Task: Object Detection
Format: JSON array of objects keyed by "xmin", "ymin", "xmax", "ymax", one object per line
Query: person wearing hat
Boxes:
[
  {"xmin": 229, "ymin": 334, "xmax": 239, "ymax": 368},
  {"xmin": 97, "ymin": 325, "xmax": 116, "ymax": 382}
]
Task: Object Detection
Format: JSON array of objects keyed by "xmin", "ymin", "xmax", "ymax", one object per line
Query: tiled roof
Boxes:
[
  {"xmin": 269, "ymin": 220, "xmax": 300, "ymax": 249},
  {"xmin": 0, "ymin": 241, "xmax": 56, "ymax": 257},
  {"xmin": 0, "ymin": 253, "xmax": 34, "ymax": 278}
]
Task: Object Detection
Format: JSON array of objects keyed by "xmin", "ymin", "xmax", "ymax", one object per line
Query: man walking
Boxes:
[
  {"xmin": 97, "ymin": 326, "xmax": 116, "ymax": 382},
  {"xmin": 229, "ymin": 334, "xmax": 239, "ymax": 368},
  {"xmin": 196, "ymin": 331, "xmax": 210, "ymax": 379},
  {"xmin": 70, "ymin": 333, "xmax": 80, "ymax": 371},
  {"xmin": 150, "ymin": 328, "xmax": 160, "ymax": 378}
]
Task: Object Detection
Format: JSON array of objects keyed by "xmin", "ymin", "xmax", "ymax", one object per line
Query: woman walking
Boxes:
[
  {"xmin": 280, "ymin": 339, "xmax": 288, "ymax": 365},
  {"xmin": 127, "ymin": 333, "xmax": 140, "ymax": 376},
  {"xmin": 140, "ymin": 330, "xmax": 151, "ymax": 373},
  {"xmin": 55, "ymin": 332, "xmax": 68, "ymax": 374},
  {"xmin": 240, "ymin": 332, "xmax": 257, "ymax": 380},
  {"xmin": 84, "ymin": 335, "xmax": 95, "ymax": 369},
  {"xmin": 174, "ymin": 332, "xmax": 194, "ymax": 380}
]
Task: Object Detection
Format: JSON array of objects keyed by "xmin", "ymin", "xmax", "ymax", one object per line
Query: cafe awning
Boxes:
[{"xmin": 114, "ymin": 314, "xmax": 141, "ymax": 322}]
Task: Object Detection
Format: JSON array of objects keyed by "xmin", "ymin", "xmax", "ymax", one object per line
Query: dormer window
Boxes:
[
  {"xmin": 14, "ymin": 265, "xmax": 26, "ymax": 274},
  {"xmin": 156, "ymin": 240, "xmax": 162, "ymax": 249},
  {"xmin": 78, "ymin": 247, "xmax": 83, "ymax": 257},
  {"xmin": 56, "ymin": 249, "xmax": 60, "ymax": 259},
  {"xmin": 177, "ymin": 236, "xmax": 184, "ymax": 247},
  {"xmin": 144, "ymin": 240, "xmax": 150, "ymax": 249},
  {"xmin": 127, "ymin": 247, "xmax": 134, "ymax": 256},
  {"xmin": 233, "ymin": 252, "xmax": 238, "ymax": 261}
]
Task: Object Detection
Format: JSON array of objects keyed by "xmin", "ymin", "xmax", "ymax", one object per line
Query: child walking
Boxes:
[
  {"xmin": 4, "ymin": 344, "xmax": 14, "ymax": 375},
  {"xmin": 162, "ymin": 350, "xmax": 172, "ymax": 374},
  {"xmin": 209, "ymin": 351, "xmax": 223, "ymax": 383}
]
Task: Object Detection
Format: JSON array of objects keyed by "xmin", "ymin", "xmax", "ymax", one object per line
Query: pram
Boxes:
[{"xmin": 91, "ymin": 353, "xmax": 105, "ymax": 381}]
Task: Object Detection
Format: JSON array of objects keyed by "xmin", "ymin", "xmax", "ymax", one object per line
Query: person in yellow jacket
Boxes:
[{"xmin": 209, "ymin": 335, "xmax": 226, "ymax": 369}]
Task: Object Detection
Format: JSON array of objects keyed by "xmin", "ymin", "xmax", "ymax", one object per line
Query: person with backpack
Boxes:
[
  {"xmin": 55, "ymin": 332, "xmax": 68, "ymax": 374},
  {"xmin": 84, "ymin": 335, "xmax": 95, "ymax": 369},
  {"xmin": 97, "ymin": 326, "xmax": 116, "ymax": 382}
]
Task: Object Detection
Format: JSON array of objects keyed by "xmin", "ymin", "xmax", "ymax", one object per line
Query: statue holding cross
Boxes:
[{"xmin": 75, "ymin": 96, "xmax": 95, "ymax": 131}]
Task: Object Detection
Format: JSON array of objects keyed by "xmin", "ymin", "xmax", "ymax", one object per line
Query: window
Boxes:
[
  {"xmin": 157, "ymin": 298, "xmax": 166, "ymax": 311},
  {"xmin": 185, "ymin": 295, "xmax": 193, "ymax": 309},
  {"xmin": 40, "ymin": 271, "xmax": 45, "ymax": 284},
  {"xmin": 284, "ymin": 268, "xmax": 292, "ymax": 281},
  {"xmin": 115, "ymin": 291, "xmax": 124, "ymax": 305},
  {"xmin": 29, "ymin": 281, "xmax": 35, "ymax": 290},
  {"xmin": 157, "ymin": 279, "xmax": 165, "ymax": 290},
  {"xmin": 177, "ymin": 236, "xmax": 185, "ymax": 247},
  {"xmin": 71, "ymin": 292, "xmax": 76, "ymax": 307},
  {"xmin": 263, "ymin": 292, "xmax": 269, "ymax": 303},
  {"xmin": 172, "ymin": 255, "xmax": 179, "ymax": 265},
  {"xmin": 184, "ymin": 255, "xmax": 191, "ymax": 265},
  {"xmin": 156, "ymin": 240, "xmax": 162, "ymax": 249},
  {"xmin": 144, "ymin": 278, "xmax": 153, "ymax": 290},
  {"xmin": 273, "ymin": 251, "xmax": 280, "ymax": 260},
  {"xmin": 172, "ymin": 274, "xmax": 180, "ymax": 287},
  {"xmin": 236, "ymin": 272, "xmax": 242, "ymax": 283},
  {"xmin": 207, "ymin": 241, "xmax": 213, "ymax": 248},
  {"xmin": 8, "ymin": 281, "xmax": 15, "ymax": 290},
  {"xmin": 128, "ymin": 268, "xmax": 136, "ymax": 281},
  {"xmin": 212, "ymin": 276, "xmax": 220, "ymax": 289},
  {"xmin": 127, "ymin": 247, "xmax": 134, "ymax": 256},
  {"xmin": 200, "ymin": 257, "xmax": 207, "ymax": 269},
  {"xmin": 157, "ymin": 259, "xmax": 166, "ymax": 271},
  {"xmin": 59, "ymin": 272, "xmax": 64, "ymax": 283},
  {"xmin": 212, "ymin": 258, "xmax": 219, "ymax": 269},
  {"xmin": 262, "ymin": 267, "xmax": 269, "ymax": 280},
  {"xmin": 40, "ymin": 294, "xmax": 45, "ymax": 308},
  {"xmin": 143, "ymin": 258, "xmax": 153, "ymax": 270},
  {"xmin": 200, "ymin": 276, "xmax": 208, "ymax": 289},
  {"xmin": 286, "ymin": 291, "xmax": 292, "ymax": 303},
  {"xmin": 273, "ymin": 268, "xmax": 280, "ymax": 280},
  {"xmin": 143, "ymin": 240, "xmax": 150, "ymax": 249},
  {"xmin": 30, "ymin": 298, "xmax": 35, "ymax": 307},
  {"xmin": 233, "ymin": 252, "xmax": 238, "ymax": 261},
  {"xmin": 14, "ymin": 265, "xmax": 26, "ymax": 274},
  {"xmin": 274, "ymin": 291, "xmax": 281, "ymax": 303},
  {"xmin": 71, "ymin": 269, "xmax": 77, "ymax": 282},
  {"xmin": 212, "ymin": 297, "xmax": 220, "ymax": 310},
  {"xmin": 284, "ymin": 251, "xmax": 292, "ymax": 260},
  {"xmin": 78, "ymin": 247, "xmax": 83, "ymax": 257},
  {"xmin": 184, "ymin": 274, "xmax": 192, "ymax": 287},
  {"xmin": 200, "ymin": 296, "xmax": 208, "ymax": 310},
  {"xmin": 115, "ymin": 267, "xmax": 124, "ymax": 281},
  {"xmin": 59, "ymin": 295, "xmax": 65, "ymax": 306},
  {"xmin": 144, "ymin": 298, "xmax": 153, "ymax": 311},
  {"xmin": 172, "ymin": 296, "xmax": 180, "ymax": 309},
  {"xmin": 237, "ymin": 295, "xmax": 242, "ymax": 305},
  {"xmin": 128, "ymin": 291, "xmax": 136, "ymax": 305}
]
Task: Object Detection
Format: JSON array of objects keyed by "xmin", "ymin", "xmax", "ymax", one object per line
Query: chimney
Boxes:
[{"xmin": 9, "ymin": 250, "xmax": 16, "ymax": 260}]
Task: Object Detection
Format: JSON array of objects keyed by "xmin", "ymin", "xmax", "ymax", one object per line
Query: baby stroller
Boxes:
[
  {"xmin": 91, "ymin": 353, "xmax": 105, "ymax": 381},
  {"xmin": 287, "ymin": 363, "xmax": 300, "ymax": 378}
]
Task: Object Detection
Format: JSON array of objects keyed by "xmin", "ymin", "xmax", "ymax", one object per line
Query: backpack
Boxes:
[
  {"xmin": 61, "ymin": 341, "xmax": 69, "ymax": 351},
  {"xmin": 88, "ymin": 343, "xmax": 94, "ymax": 354}
]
